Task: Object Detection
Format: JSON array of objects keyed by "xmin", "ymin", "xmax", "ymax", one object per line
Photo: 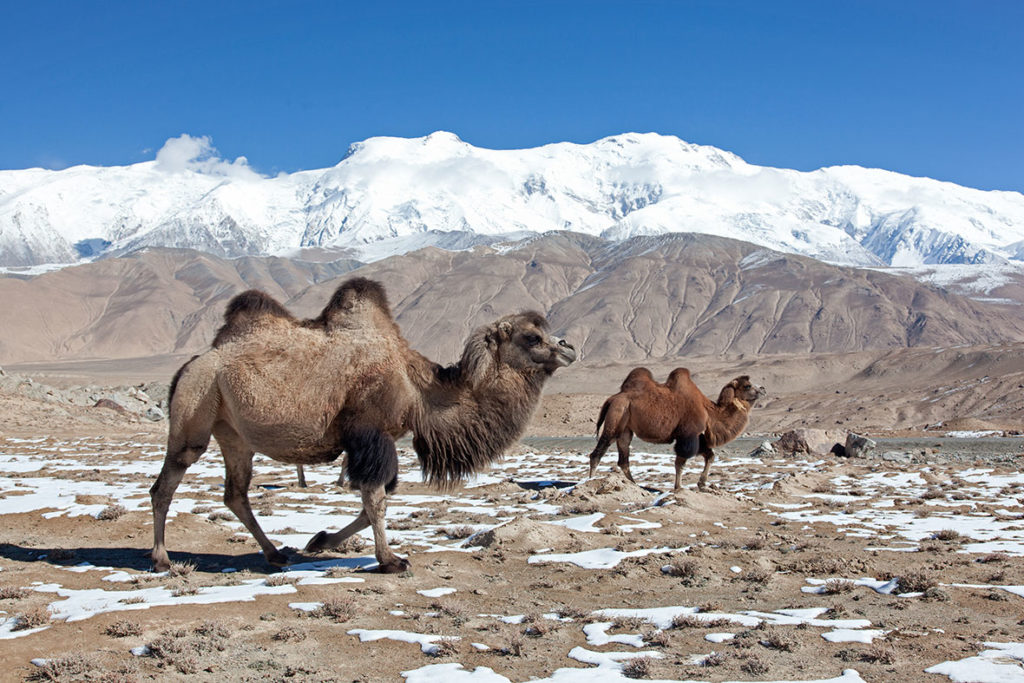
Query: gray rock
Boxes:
[
  {"xmin": 145, "ymin": 406, "xmax": 165, "ymax": 421},
  {"xmin": 844, "ymin": 433, "xmax": 877, "ymax": 458},
  {"xmin": 772, "ymin": 429, "xmax": 846, "ymax": 456},
  {"xmin": 880, "ymin": 451, "xmax": 913, "ymax": 464},
  {"xmin": 747, "ymin": 440, "xmax": 775, "ymax": 458}
]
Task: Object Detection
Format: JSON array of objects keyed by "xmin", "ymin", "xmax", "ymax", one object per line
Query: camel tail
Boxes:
[
  {"xmin": 595, "ymin": 400, "xmax": 612, "ymax": 436},
  {"xmin": 167, "ymin": 355, "xmax": 200, "ymax": 406}
]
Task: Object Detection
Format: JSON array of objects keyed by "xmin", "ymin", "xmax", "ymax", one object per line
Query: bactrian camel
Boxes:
[
  {"xmin": 150, "ymin": 277, "xmax": 576, "ymax": 573},
  {"xmin": 587, "ymin": 368, "xmax": 765, "ymax": 491}
]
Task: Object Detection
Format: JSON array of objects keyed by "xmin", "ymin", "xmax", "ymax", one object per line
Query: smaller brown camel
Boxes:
[
  {"xmin": 150, "ymin": 278, "xmax": 576, "ymax": 573},
  {"xmin": 587, "ymin": 368, "xmax": 765, "ymax": 491}
]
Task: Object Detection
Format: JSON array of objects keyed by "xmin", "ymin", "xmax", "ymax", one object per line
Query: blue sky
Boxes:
[{"xmin": 2, "ymin": 1, "xmax": 1022, "ymax": 190}]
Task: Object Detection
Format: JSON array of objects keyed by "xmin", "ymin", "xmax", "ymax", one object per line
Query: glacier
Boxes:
[{"xmin": 1, "ymin": 131, "xmax": 1022, "ymax": 269}]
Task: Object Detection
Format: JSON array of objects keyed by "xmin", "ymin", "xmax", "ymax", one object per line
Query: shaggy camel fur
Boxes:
[
  {"xmin": 150, "ymin": 277, "xmax": 576, "ymax": 573},
  {"xmin": 587, "ymin": 368, "xmax": 765, "ymax": 490}
]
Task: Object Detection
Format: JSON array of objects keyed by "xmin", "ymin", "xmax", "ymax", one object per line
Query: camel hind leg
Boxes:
[
  {"xmin": 150, "ymin": 356, "xmax": 219, "ymax": 572},
  {"xmin": 587, "ymin": 434, "xmax": 613, "ymax": 479},
  {"xmin": 589, "ymin": 399, "xmax": 628, "ymax": 479},
  {"xmin": 150, "ymin": 435, "xmax": 210, "ymax": 572},
  {"xmin": 216, "ymin": 424, "xmax": 289, "ymax": 567}
]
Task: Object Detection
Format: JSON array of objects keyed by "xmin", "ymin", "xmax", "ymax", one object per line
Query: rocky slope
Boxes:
[{"xmin": 1, "ymin": 233, "xmax": 1023, "ymax": 367}]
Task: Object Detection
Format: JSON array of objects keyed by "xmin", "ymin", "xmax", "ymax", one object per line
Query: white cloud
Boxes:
[{"xmin": 154, "ymin": 134, "xmax": 263, "ymax": 180}]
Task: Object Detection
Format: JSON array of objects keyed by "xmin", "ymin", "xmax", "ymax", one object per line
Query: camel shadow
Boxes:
[{"xmin": 0, "ymin": 543, "xmax": 372, "ymax": 575}]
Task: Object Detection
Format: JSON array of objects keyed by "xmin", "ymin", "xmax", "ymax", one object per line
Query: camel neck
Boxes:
[{"xmin": 411, "ymin": 367, "xmax": 544, "ymax": 488}]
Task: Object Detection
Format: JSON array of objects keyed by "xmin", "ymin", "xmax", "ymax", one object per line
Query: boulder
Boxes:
[
  {"xmin": 844, "ymin": 432, "xmax": 876, "ymax": 458},
  {"xmin": 880, "ymin": 451, "xmax": 913, "ymax": 465},
  {"xmin": 145, "ymin": 406, "xmax": 166, "ymax": 421},
  {"xmin": 747, "ymin": 440, "xmax": 775, "ymax": 458},
  {"xmin": 772, "ymin": 429, "xmax": 845, "ymax": 456},
  {"xmin": 93, "ymin": 398, "xmax": 128, "ymax": 415}
]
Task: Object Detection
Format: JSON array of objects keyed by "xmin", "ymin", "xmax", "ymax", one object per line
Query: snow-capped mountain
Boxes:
[{"xmin": 2, "ymin": 131, "xmax": 1023, "ymax": 268}]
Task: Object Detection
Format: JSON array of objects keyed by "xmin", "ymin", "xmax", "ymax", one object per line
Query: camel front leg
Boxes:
[
  {"xmin": 673, "ymin": 435, "xmax": 699, "ymax": 491},
  {"xmin": 296, "ymin": 465, "xmax": 307, "ymax": 488},
  {"xmin": 217, "ymin": 429, "xmax": 288, "ymax": 567},
  {"xmin": 615, "ymin": 430, "xmax": 635, "ymax": 483},
  {"xmin": 361, "ymin": 484, "xmax": 409, "ymax": 574}
]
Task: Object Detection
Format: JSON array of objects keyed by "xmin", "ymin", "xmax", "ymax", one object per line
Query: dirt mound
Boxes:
[
  {"xmin": 661, "ymin": 488, "xmax": 746, "ymax": 516},
  {"xmin": 939, "ymin": 417, "xmax": 1006, "ymax": 432},
  {"xmin": 464, "ymin": 480, "xmax": 525, "ymax": 497},
  {"xmin": 473, "ymin": 517, "xmax": 581, "ymax": 552},
  {"xmin": 557, "ymin": 469, "xmax": 655, "ymax": 510},
  {"xmin": 765, "ymin": 471, "xmax": 833, "ymax": 497}
]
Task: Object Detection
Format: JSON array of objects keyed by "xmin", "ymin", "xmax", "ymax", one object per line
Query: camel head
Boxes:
[
  {"xmin": 461, "ymin": 311, "xmax": 576, "ymax": 385},
  {"xmin": 719, "ymin": 375, "xmax": 767, "ymax": 408}
]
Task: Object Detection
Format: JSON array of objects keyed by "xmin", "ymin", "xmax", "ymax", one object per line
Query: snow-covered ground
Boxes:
[{"xmin": 1, "ymin": 434, "xmax": 1022, "ymax": 681}]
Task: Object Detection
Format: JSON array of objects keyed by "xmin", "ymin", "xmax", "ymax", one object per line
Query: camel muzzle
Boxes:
[{"xmin": 554, "ymin": 338, "xmax": 577, "ymax": 366}]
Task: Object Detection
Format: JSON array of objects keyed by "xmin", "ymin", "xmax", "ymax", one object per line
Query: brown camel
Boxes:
[
  {"xmin": 587, "ymin": 368, "xmax": 765, "ymax": 491},
  {"xmin": 150, "ymin": 277, "xmax": 576, "ymax": 573}
]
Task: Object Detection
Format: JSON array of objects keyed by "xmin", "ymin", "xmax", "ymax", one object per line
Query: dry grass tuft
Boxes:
[
  {"xmin": 932, "ymin": 529, "xmax": 962, "ymax": 542},
  {"xmin": 146, "ymin": 621, "xmax": 231, "ymax": 672},
  {"xmin": 105, "ymin": 619, "xmax": 143, "ymax": 638},
  {"xmin": 702, "ymin": 652, "xmax": 728, "ymax": 667},
  {"xmin": 622, "ymin": 656, "xmax": 655, "ymax": 679},
  {"xmin": 310, "ymin": 596, "xmax": 356, "ymax": 622},
  {"xmin": 167, "ymin": 561, "xmax": 196, "ymax": 578},
  {"xmin": 12, "ymin": 606, "xmax": 50, "ymax": 631},
  {"xmin": 432, "ymin": 637, "xmax": 462, "ymax": 657},
  {"xmin": 0, "ymin": 585, "xmax": 29, "ymax": 600},
  {"xmin": 96, "ymin": 504, "xmax": 127, "ymax": 521},
  {"xmin": 271, "ymin": 626, "xmax": 307, "ymax": 642},
  {"xmin": 264, "ymin": 573, "xmax": 297, "ymax": 587},
  {"xmin": 896, "ymin": 571, "xmax": 938, "ymax": 594},
  {"xmin": 978, "ymin": 552, "xmax": 1009, "ymax": 564},
  {"xmin": 169, "ymin": 579, "xmax": 199, "ymax": 597},
  {"xmin": 613, "ymin": 616, "xmax": 649, "ymax": 631},
  {"xmin": 861, "ymin": 643, "xmax": 897, "ymax": 664},
  {"xmin": 742, "ymin": 566, "xmax": 774, "ymax": 584},
  {"xmin": 443, "ymin": 525, "xmax": 476, "ymax": 540},
  {"xmin": 821, "ymin": 579, "xmax": 856, "ymax": 594},
  {"xmin": 743, "ymin": 537, "xmax": 767, "ymax": 551},
  {"xmin": 759, "ymin": 627, "xmax": 796, "ymax": 652},
  {"xmin": 25, "ymin": 653, "xmax": 94, "ymax": 682},
  {"xmin": 740, "ymin": 653, "xmax": 770, "ymax": 675}
]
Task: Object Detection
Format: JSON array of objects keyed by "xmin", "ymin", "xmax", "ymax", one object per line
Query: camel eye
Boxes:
[{"xmin": 524, "ymin": 333, "xmax": 542, "ymax": 347}]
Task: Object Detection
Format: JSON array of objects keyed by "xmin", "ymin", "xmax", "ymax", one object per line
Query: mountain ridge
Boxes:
[{"xmin": 3, "ymin": 132, "xmax": 1023, "ymax": 269}]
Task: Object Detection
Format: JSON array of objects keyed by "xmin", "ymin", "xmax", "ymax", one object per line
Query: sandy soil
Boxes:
[{"xmin": 1, "ymin": 388, "xmax": 1023, "ymax": 682}]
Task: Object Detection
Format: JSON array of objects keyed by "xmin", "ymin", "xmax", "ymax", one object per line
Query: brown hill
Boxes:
[{"xmin": 2, "ymin": 233, "xmax": 1024, "ymax": 368}]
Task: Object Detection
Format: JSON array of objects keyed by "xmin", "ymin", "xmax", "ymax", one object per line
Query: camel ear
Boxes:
[{"xmin": 497, "ymin": 320, "xmax": 514, "ymax": 341}]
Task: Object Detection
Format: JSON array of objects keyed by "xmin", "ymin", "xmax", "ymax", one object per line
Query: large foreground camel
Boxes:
[
  {"xmin": 150, "ymin": 278, "xmax": 576, "ymax": 573},
  {"xmin": 587, "ymin": 368, "xmax": 765, "ymax": 490}
]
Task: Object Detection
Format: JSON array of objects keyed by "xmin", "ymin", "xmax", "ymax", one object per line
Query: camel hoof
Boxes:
[
  {"xmin": 265, "ymin": 549, "xmax": 290, "ymax": 567},
  {"xmin": 151, "ymin": 557, "xmax": 171, "ymax": 573},
  {"xmin": 304, "ymin": 531, "xmax": 329, "ymax": 553},
  {"xmin": 377, "ymin": 557, "xmax": 410, "ymax": 574}
]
